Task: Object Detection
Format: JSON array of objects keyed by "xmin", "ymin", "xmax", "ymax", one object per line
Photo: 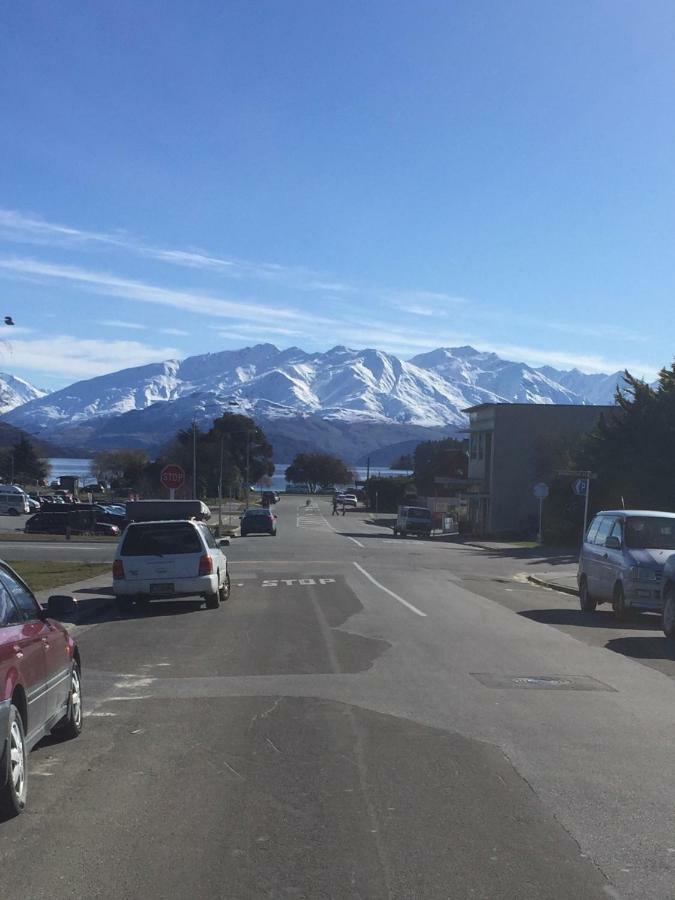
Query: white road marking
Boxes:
[
  {"xmin": 323, "ymin": 517, "xmax": 365, "ymax": 547},
  {"xmin": 352, "ymin": 562, "xmax": 427, "ymax": 617},
  {"xmin": 261, "ymin": 577, "xmax": 336, "ymax": 588}
]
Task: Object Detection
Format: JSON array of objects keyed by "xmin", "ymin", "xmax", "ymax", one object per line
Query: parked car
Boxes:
[
  {"xmin": 336, "ymin": 493, "xmax": 358, "ymax": 507},
  {"xmin": 92, "ymin": 522, "xmax": 121, "ymax": 537},
  {"xmin": 660, "ymin": 555, "xmax": 675, "ymax": 639},
  {"xmin": 240, "ymin": 508, "xmax": 277, "ymax": 536},
  {"xmin": 578, "ymin": 510, "xmax": 675, "ymax": 620},
  {"xmin": 113, "ymin": 519, "xmax": 230, "ymax": 610},
  {"xmin": 0, "ymin": 490, "xmax": 30, "ymax": 516},
  {"xmin": 26, "ymin": 498, "xmax": 40, "ymax": 512},
  {"xmin": 24, "ymin": 511, "xmax": 118, "ymax": 536},
  {"xmin": 0, "ymin": 561, "xmax": 82, "ymax": 817},
  {"xmin": 393, "ymin": 506, "xmax": 432, "ymax": 538}
]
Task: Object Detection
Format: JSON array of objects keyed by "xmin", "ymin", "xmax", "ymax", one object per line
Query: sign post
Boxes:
[
  {"xmin": 533, "ymin": 482, "xmax": 549, "ymax": 544},
  {"xmin": 160, "ymin": 464, "xmax": 186, "ymax": 500},
  {"xmin": 570, "ymin": 473, "xmax": 594, "ymax": 540}
]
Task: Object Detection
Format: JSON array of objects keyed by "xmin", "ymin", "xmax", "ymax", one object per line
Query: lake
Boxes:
[{"xmin": 47, "ymin": 459, "xmax": 412, "ymax": 491}]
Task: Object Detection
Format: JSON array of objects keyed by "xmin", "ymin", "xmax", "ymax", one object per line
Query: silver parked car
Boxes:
[
  {"xmin": 577, "ymin": 510, "xmax": 675, "ymax": 620},
  {"xmin": 660, "ymin": 555, "xmax": 675, "ymax": 639}
]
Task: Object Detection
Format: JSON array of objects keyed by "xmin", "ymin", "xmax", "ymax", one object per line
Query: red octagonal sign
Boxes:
[{"xmin": 160, "ymin": 464, "xmax": 186, "ymax": 492}]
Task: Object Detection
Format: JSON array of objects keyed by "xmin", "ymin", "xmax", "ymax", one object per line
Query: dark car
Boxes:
[
  {"xmin": 24, "ymin": 511, "xmax": 119, "ymax": 536},
  {"xmin": 261, "ymin": 491, "xmax": 278, "ymax": 505},
  {"xmin": 40, "ymin": 502, "xmax": 126, "ymax": 529},
  {"xmin": 240, "ymin": 508, "xmax": 277, "ymax": 536},
  {"xmin": 0, "ymin": 562, "xmax": 82, "ymax": 817}
]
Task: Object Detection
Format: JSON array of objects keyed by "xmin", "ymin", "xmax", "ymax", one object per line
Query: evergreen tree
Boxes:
[{"xmin": 575, "ymin": 364, "xmax": 675, "ymax": 512}]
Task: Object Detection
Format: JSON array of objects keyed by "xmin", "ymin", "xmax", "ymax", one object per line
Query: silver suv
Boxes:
[
  {"xmin": 577, "ymin": 510, "xmax": 675, "ymax": 620},
  {"xmin": 113, "ymin": 519, "xmax": 230, "ymax": 610}
]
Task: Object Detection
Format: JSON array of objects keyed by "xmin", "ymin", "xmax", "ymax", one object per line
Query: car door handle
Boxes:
[{"xmin": 12, "ymin": 644, "xmax": 23, "ymax": 659}]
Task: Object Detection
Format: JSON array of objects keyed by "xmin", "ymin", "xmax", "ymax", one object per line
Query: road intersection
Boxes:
[{"xmin": 3, "ymin": 496, "xmax": 675, "ymax": 898}]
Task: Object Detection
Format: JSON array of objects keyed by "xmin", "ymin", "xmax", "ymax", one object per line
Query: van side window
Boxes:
[
  {"xmin": 586, "ymin": 517, "xmax": 601, "ymax": 543},
  {"xmin": 593, "ymin": 517, "xmax": 615, "ymax": 546},
  {"xmin": 608, "ymin": 519, "xmax": 623, "ymax": 543}
]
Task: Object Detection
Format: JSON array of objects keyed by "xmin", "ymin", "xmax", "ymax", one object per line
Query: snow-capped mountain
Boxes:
[
  {"xmin": 1, "ymin": 344, "xmax": 622, "ymax": 454},
  {"xmin": 0, "ymin": 372, "xmax": 48, "ymax": 415}
]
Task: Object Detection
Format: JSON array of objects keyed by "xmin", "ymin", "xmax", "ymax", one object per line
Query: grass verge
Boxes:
[
  {"xmin": 0, "ymin": 532, "xmax": 118, "ymax": 543},
  {"xmin": 9, "ymin": 561, "xmax": 111, "ymax": 592}
]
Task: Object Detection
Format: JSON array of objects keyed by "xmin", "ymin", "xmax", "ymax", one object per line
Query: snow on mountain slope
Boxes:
[
  {"xmin": 409, "ymin": 347, "xmax": 582, "ymax": 405},
  {"xmin": 537, "ymin": 366, "xmax": 625, "ymax": 405},
  {"xmin": 0, "ymin": 372, "xmax": 48, "ymax": 415},
  {"xmin": 3, "ymin": 343, "xmax": 619, "ymax": 439}
]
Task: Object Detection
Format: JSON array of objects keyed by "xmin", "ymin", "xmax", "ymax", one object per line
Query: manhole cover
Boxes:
[
  {"xmin": 471, "ymin": 673, "xmax": 616, "ymax": 692},
  {"xmin": 512, "ymin": 676, "xmax": 572, "ymax": 687}
]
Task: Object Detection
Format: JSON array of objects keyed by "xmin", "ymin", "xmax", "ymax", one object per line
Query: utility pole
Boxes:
[
  {"xmin": 218, "ymin": 433, "xmax": 224, "ymax": 533},
  {"xmin": 192, "ymin": 420, "xmax": 197, "ymax": 500},
  {"xmin": 582, "ymin": 470, "xmax": 591, "ymax": 540},
  {"xmin": 245, "ymin": 432, "xmax": 250, "ymax": 507}
]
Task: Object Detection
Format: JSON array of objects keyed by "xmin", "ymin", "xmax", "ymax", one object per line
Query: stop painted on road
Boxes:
[{"xmin": 261, "ymin": 578, "xmax": 336, "ymax": 587}]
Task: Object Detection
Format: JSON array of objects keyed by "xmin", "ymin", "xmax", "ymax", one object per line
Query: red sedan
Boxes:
[{"xmin": 0, "ymin": 563, "xmax": 82, "ymax": 818}]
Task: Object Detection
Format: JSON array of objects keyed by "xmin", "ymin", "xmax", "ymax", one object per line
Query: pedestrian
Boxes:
[
  {"xmin": 332, "ymin": 496, "xmax": 339, "ymax": 516},
  {"xmin": 341, "ymin": 501, "xmax": 346, "ymax": 516}
]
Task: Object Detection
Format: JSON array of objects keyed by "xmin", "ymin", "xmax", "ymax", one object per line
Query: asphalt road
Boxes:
[{"xmin": 4, "ymin": 497, "xmax": 675, "ymax": 898}]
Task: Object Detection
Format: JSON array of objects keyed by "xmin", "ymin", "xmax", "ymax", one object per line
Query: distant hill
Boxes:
[{"xmin": 2, "ymin": 343, "xmax": 623, "ymax": 461}]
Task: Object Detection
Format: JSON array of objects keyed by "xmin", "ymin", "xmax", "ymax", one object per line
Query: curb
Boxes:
[{"xmin": 526, "ymin": 574, "xmax": 579, "ymax": 597}]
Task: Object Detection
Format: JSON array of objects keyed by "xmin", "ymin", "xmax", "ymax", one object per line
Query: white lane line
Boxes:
[
  {"xmin": 322, "ymin": 518, "xmax": 365, "ymax": 548},
  {"xmin": 352, "ymin": 562, "xmax": 427, "ymax": 617}
]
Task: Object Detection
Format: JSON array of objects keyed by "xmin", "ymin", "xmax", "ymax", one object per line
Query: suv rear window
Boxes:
[
  {"xmin": 120, "ymin": 522, "xmax": 203, "ymax": 556},
  {"xmin": 406, "ymin": 508, "xmax": 431, "ymax": 518}
]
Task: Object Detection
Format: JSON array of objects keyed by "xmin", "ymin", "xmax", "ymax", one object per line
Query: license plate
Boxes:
[{"xmin": 150, "ymin": 583, "xmax": 174, "ymax": 593}]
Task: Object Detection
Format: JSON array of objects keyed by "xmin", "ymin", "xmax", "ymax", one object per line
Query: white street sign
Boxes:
[{"xmin": 572, "ymin": 478, "xmax": 588, "ymax": 496}]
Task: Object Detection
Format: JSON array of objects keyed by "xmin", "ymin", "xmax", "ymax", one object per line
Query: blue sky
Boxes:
[{"xmin": 0, "ymin": 0, "xmax": 673, "ymax": 388}]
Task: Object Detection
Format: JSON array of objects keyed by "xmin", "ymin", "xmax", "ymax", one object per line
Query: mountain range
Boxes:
[
  {"xmin": 0, "ymin": 372, "xmax": 48, "ymax": 415},
  {"xmin": 3, "ymin": 345, "xmax": 623, "ymax": 462}
]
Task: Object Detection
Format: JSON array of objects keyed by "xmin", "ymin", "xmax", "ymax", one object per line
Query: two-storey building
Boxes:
[{"xmin": 464, "ymin": 403, "xmax": 617, "ymax": 536}]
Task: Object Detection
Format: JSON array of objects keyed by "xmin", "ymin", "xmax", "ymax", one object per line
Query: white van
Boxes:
[
  {"xmin": 0, "ymin": 490, "xmax": 30, "ymax": 515},
  {"xmin": 393, "ymin": 506, "xmax": 432, "ymax": 538},
  {"xmin": 577, "ymin": 510, "xmax": 675, "ymax": 620}
]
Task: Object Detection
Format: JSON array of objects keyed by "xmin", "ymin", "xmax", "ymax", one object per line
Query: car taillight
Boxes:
[
  {"xmin": 198, "ymin": 554, "xmax": 213, "ymax": 576},
  {"xmin": 112, "ymin": 559, "xmax": 124, "ymax": 579}
]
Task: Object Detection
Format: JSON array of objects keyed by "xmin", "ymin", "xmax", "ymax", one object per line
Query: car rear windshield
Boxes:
[
  {"xmin": 624, "ymin": 517, "xmax": 675, "ymax": 550},
  {"xmin": 245, "ymin": 509, "xmax": 271, "ymax": 516},
  {"xmin": 406, "ymin": 508, "xmax": 431, "ymax": 518},
  {"xmin": 120, "ymin": 522, "xmax": 203, "ymax": 556}
]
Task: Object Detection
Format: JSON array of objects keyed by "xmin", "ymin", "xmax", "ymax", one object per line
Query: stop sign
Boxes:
[{"xmin": 160, "ymin": 464, "xmax": 186, "ymax": 492}]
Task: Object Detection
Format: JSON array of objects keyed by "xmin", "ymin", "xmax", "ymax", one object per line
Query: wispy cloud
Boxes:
[
  {"xmin": 0, "ymin": 335, "xmax": 182, "ymax": 379},
  {"xmin": 0, "ymin": 209, "xmax": 341, "ymax": 293},
  {"xmin": 0, "ymin": 257, "xmax": 337, "ymax": 326},
  {"xmin": 160, "ymin": 327, "xmax": 190, "ymax": 336},
  {"xmin": 474, "ymin": 340, "xmax": 657, "ymax": 379},
  {"xmin": 99, "ymin": 319, "xmax": 147, "ymax": 330}
]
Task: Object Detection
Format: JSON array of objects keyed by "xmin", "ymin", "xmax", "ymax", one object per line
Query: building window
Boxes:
[
  {"xmin": 477, "ymin": 432, "xmax": 484, "ymax": 460},
  {"xmin": 470, "ymin": 434, "xmax": 477, "ymax": 460}
]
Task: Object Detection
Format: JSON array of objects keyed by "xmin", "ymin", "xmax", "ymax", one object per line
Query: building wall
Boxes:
[{"xmin": 467, "ymin": 404, "xmax": 617, "ymax": 535}]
